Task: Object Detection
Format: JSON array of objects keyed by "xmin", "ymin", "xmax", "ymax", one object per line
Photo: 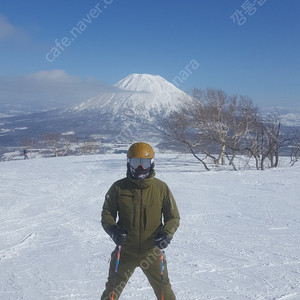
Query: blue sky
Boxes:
[{"xmin": 0, "ymin": 0, "xmax": 299, "ymax": 108}]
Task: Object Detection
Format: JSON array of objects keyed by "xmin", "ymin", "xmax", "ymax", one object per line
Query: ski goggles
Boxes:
[{"xmin": 128, "ymin": 157, "xmax": 153, "ymax": 169}]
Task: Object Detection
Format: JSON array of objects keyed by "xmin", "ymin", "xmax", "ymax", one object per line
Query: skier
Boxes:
[
  {"xmin": 101, "ymin": 142, "xmax": 180, "ymax": 300},
  {"xmin": 23, "ymin": 149, "xmax": 29, "ymax": 159}
]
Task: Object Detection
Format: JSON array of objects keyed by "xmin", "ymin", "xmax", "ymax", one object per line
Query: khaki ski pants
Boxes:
[{"xmin": 101, "ymin": 246, "xmax": 176, "ymax": 300}]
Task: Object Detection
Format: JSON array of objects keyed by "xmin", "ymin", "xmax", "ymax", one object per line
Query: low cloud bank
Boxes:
[{"xmin": 0, "ymin": 69, "xmax": 120, "ymax": 108}]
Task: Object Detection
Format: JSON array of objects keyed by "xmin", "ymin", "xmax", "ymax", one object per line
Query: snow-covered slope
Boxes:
[
  {"xmin": 0, "ymin": 154, "xmax": 300, "ymax": 299},
  {"xmin": 73, "ymin": 74, "xmax": 188, "ymax": 118}
]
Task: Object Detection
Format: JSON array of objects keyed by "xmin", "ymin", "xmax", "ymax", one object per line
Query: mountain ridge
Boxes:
[
  {"xmin": 1, "ymin": 73, "xmax": 300, "ymax": 160},
  {"xmin": 0, "ymin": 74, "xmax": 190, "ymax": 159}
]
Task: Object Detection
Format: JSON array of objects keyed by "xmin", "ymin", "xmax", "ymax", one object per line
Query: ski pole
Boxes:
[
  {"xmin": 111, "ymin": 245, "xmax": 122, "ymax": 300},
  {"xmin": 160, "ymin": 250, "xmax": 164, "ymax": 300}
]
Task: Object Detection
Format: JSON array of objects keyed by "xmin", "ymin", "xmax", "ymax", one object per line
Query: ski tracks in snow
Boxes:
[
  {"xmin": 169, "ymin": 166, "xmax": 300, "ymax": 299},
  {"xmin": 0, "ymin": 155, "xmax": 300, "ymax": 299}
]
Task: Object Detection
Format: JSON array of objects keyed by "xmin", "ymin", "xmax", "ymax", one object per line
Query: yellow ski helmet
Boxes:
[{"xmin": 127, "ymin": 142, "xmax": 155, "ymax": 159}]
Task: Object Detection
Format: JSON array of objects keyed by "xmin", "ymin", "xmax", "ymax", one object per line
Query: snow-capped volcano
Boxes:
[
  {"xmin": 0, "ymin": 74, "xmax": 189, "ymax": 157},
  {"xmin": 116, "ymin": 73, "xmax": 181, "ymax": 94},
  {"xmin": 73, "ymin": 73, "xmax": 188, "ymax": 118}
]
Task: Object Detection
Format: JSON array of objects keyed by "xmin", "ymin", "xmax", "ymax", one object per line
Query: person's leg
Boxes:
[
  {"xmin": 140, "ymin": 248, "xmax": 176, "ymax": 300},
  {"xmin": 101, "ymin": 248, "xmax": 137, "ymax": 300}
]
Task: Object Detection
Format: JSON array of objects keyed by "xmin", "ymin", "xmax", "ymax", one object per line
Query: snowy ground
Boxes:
[{"xmin": 0, "ymin": 154, "xmax": 299, "ymax": 300}]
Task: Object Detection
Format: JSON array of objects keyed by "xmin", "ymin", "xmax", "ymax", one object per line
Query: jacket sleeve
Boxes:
[
  {"xmin": 162, "ymin": 185, "xmax": 180, "ymax": 239},
  {"xmin": 101, "ymin": 183, "xmax": 119, "ymax": 235}
]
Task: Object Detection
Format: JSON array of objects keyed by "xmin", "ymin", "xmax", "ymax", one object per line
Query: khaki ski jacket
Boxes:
[{"xmin": 101, "ymin": 171, "xmax": 180, "ymax": 255}]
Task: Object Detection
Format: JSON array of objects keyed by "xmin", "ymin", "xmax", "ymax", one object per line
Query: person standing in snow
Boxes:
[
  {"xmin": 101, "ymin": 142, "xmax": 180, "ymax": 300},
  {"xmin": 23, "ymin": 149, "xmax": 29, "ymax": 159}
]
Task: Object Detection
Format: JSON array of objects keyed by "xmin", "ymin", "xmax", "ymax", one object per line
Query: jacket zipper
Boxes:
[
  {"xmin": 144, "ymin": 208, "xmax": 147, "ymax": 229},
  {"xmin": 132, "ymin": 199, "xmax": 136, "ymax": 227},
  {"xmin": 139, "ymin": 179, "xmax": 143, "ymax": 255}
]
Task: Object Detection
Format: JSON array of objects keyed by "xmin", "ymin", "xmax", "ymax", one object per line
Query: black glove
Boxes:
[
  {"xmin": 109, "ymin": 226, "xmax": 127, "ymax": 246},
  {"xmin": 155, "ymin": 231, "xmax": 171, "ymax": 249}
]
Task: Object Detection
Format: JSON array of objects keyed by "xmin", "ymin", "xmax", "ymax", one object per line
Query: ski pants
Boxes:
[{"xmin": 101, "ymin": 246, "xmax": 176, "ymax": 300}]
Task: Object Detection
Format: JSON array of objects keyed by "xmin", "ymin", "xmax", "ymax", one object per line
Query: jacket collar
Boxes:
[{"xmin": 126, "ymin": 170, "xmax": 156, "ymax": 189}]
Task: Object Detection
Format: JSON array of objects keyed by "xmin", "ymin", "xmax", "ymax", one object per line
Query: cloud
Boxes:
[
  {"xmin": 0, "ymin": 14, "xmax": 15, "ymax": 40},
  {"xmin": 0, "ymin": 13, "xmax": 32, "ymax": 45},
  {"xmin": 0, "ymin": 70, "xmax": 120, "ymax": 108}
]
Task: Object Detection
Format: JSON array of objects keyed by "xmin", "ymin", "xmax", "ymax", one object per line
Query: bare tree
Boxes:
[
  {"xmin": 265, "ymin": 117, "xmax": 281, "ymax": 168},
  {"xmin": 163, "ymin": 87, "xmax": 293, "ymax": 171},
  {"xmin": 161, "ymin": 88, "xmax": 258, "ymax": 170},
  {"xmin": 43, "ymin": 133, "xmax": 75, "ymax": 157},
  {"xmin": 242, "ymin": 112, "xmax": 288, "ymax": 170},
  {"xmin": 162, "ymin": 107, "xmax": 210, "ymax": 171},
  {"xmin": 43, "ymin": 133, "xmax": 60, "ymax": 157},
  {"xmin": 178, "ymin": 89, "xmax": 256, "ymax": 169},
  {"xmin": 223, "ymin": 95, "xmax": 257, "ymax": 170},
  {"xmin": 78, "ymin": 139, "xmax": 98, "ymax": 155},
  {"xmin": 242, "ymin": 111, "xmax": 263, "ymax": 170},
  {"xmin": 290, "ymin": 130, "xmax": 300, "ymax": 166}
]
